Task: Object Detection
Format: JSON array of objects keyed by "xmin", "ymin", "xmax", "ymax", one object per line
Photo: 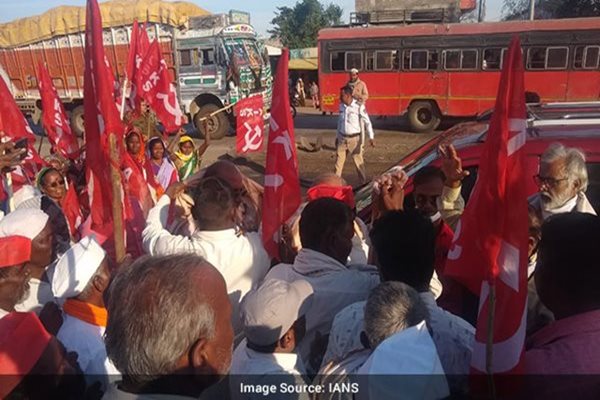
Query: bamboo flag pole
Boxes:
[
  {"xmin": 108, "ymin": 133, "xmax": 126, "ymax": 262},
  {"xmin": 120, "ymin": 78, "xmax": 128, "ymax": 120}
]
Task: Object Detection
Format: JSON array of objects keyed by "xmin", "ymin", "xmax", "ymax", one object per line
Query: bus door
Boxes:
[{"xmin": 567, "ymin": 45, "xmax": 600, "ymax": 102}]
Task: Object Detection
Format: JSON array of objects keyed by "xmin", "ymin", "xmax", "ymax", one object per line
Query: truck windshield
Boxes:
[{"xmin": 223, "ymin": 38, "xmax": 263, "ymax": 68}]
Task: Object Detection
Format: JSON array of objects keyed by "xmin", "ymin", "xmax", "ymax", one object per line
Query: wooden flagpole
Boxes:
[
  {"xmin": 120, "ymin": 78, "xmax": 129, "ymax": 120},
  {"xmin": 108, "ymin": 133, "xmax": 126, "ymax": 262}
]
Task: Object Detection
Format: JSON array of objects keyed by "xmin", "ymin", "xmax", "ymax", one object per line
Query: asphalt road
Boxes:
[{"xmin": 33, "ymin": 107, "xmax": 440, "ymax": 189}]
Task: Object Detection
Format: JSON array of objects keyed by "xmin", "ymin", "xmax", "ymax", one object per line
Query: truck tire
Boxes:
[
  {"xmin": 407, "ymin": 101, "xmax": 441, "ymax": 133},
  {"xmin": 194, "ymin": 104, "xmax": 229, "ymax": 140},
  {"xmin": 70, "ymin": 105, "xmax": 85, "ymax": 138}
]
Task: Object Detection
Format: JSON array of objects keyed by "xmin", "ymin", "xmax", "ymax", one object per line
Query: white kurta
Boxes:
[
  {"xmin": 142, "ymin": 195, "xmax": 271, "ymax": 334},
  {"xmin": 265, "ymin": 249, "xmax": 380, "ymax": 368},
  {"xmin": 229, "ymin": 339, "xmax": 310, "ymax": 400},
  {"xmin": 56, "ymin": 313, "xmax": 120, "ymax": 384}
]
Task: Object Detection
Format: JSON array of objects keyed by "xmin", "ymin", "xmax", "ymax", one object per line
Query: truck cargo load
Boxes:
[{"xmin": 0, "ymin": 0, "xmax": 272, "ymax": 140}]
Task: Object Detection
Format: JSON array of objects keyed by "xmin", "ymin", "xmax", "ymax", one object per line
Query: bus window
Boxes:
[
  {"xmin": 483, "ymin": 48, "xmax": 503, "ymax": 70},
  {"xmin": 444, "ymin": 50, "xmax": 461, "ymax": 70},
  {"xmin": 179, "ymin": 49, "xmax": 193, "ymax": 66},
  {"xmin": 375, "ymin": 50, "xmax": 396, "ymax": 70},
  {"xmin": 331, "ymin": 51, "xmax": 345, "ymax": 71},
  {"xmin": 527, "ymin": 47, "xmax": 546, "ymax": 70},
  {"xmin": 366, "ymin": 51, "xmax": 375, "ymax": 71},
  {"xmin": 345, "ymin": 52, "xmax": 363, "ymax": 71},
  {"xmin": 574, "ymin": 46, "xmax": 600, "ymax": 69},
  {"xmin": 546, "ymin": 47, "xmax": 568, "ymax": 69},
  {"xmin": 405, "ymin": 50, "xmax": 428, "ymax": 70},
  {"xmin": 462, "ymin": 50, "xmax": 478, "ymax": 70},
  {"xmin": 444, "ymin": 49, "xmax": 478, "ymax": 70}
]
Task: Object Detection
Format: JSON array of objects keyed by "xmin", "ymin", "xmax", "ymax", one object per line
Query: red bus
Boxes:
[{"xmin": 318, "ymin": 18, "xmax": 600, "ymax": 132}]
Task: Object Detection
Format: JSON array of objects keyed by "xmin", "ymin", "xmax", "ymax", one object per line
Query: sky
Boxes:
[{"xmin": 0, "ymin": 0, "xmax": 505, "ymax": 36}]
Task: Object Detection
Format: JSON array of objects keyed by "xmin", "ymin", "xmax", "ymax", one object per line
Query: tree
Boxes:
[
  {"xmin": 269, "ymin": 0, "xmax": 343, "ymax": 48},
  {"xmin": 502, "ymin": 0, "xmax": 600, "ymax": 20}
]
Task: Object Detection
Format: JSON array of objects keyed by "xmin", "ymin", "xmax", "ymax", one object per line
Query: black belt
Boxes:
[{"xmin": 341, "ymin": 132, "xmax": 361, "ymax": 138}]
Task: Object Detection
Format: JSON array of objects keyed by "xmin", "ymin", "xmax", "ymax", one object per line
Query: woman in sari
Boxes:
[
  {"xmin": 145, "ymin": 136, "xmax": 178, "ymax": 194},
  {"xmin": 169, "ymin": 128, "xmax": 210, "ymax": 181}
]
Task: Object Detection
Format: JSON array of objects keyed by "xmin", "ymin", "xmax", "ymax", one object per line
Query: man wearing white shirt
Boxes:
[
  {"xmin": 52, "ymin": 236, "xmax": 120, "ymax": 390},
  {"xmin": 142, "ymin": 176, "xmax": 270, "ymax": 336},
  {"xmin": 229, "ymin": 279, "xmax": 313, "ymax": 400},
  {"xmin": 335, "ymin": 85, "xmax": 375, "ymax": 184},
  {"xmin": 264, "ymin": 198, "xmax": 380, "ymax": 373}
]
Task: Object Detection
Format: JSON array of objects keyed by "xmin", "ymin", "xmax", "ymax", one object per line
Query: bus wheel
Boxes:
[
  {"xmin": 407, "ymin": 101, "xmax": 441, "ymax": 133},
  {"xmin": 194, "ymin": 104, "xmax": 229, "ymax": 140},
  {"xmin": 70, "ymin": 105, "xmax": 85, "ymax": 138}
]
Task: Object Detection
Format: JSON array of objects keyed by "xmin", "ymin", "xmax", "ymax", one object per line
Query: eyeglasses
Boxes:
[
  {"xmin": 533, "ymin": 174, "xmax": 568, "ymax": 188},
  {"xmin": 45, "ymin": 179, "xmax": 65, "ymax": 188}
]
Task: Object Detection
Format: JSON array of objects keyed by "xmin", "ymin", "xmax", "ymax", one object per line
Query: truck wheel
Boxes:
[
  {"xmin": 194, "ymin": 104, "xmax": 229, "ymax": 140},
  {"xmin": 407, "ymin": 101, "xmax": 441, "ymax": 133},
  {"xmin": 70, "ymin": 105, "xmax": 85, "ymax": 137}
]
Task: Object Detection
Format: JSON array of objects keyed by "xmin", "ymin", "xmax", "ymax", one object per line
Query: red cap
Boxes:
[
  {"xmin": 0, "ymin": 236, "xmax": 31, "ymax": 268},
  {"xmin": 0, "ymin": 312, "xmax": 52, "ymax": 397},
  {"xmin": 306, "ymin": 184, "xmax": 355, "ymax": 209}
]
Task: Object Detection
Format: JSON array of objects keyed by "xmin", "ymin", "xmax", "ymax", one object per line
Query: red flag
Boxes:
[
  {"xmin": 138, "ymin": 40, "xmax": 184, "ymax": 134},
  {"xmin": 83, "ymin": 0, "xmax": 126, "ymax": 234},
  {"xmin": 37, "ymin": 63, "xmax": 80, "ymax": 160},
  {"xmin": 235, "ymin": 96, "xmax": 264, "ymax": 154},
  {"xmin": 126, "ymin": 20, "xmax": 151, "ymax": 115},
  {"xmin": 261, "ymin": 49, "xmax": 301, "ymax": 259},
  {"xmin": 62, "ymin": 182, "xmax": 83, "ymax": 238},
  {"xmin": 444, "ymin": 36, "xmax": 529, "ymax": 380},
  {"xmin": 0, "ymin": 75, "xmax": 45, "ymax": 178}
]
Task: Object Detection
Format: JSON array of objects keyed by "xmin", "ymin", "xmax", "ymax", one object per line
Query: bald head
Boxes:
[
  {"xmin": 312, "ymin": 173, "xmax": 346, "ymax": 187},
  {"xmin": 204, "ymin": 161, "xmax": 244, "ymax": 191},
  {"xmin": 105, "ymin": 255, "xmax": 233, "ymax": 390}
]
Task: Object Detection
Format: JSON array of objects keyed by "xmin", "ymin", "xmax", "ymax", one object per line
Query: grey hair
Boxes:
[
  {"xmin": 364, "ymin": 282, "xmax": 429, "ymax": 349},
  {"xmin": 105, "ymin": 255, "xmax": 216, "ymax": 384},
  {"xmin": 541, "ymin": 143, "xmax": 588, "ymax": 192}
]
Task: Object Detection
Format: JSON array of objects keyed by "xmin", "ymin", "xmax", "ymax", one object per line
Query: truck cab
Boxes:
[{"xmin": 176, "ymin": 12, "xmax": 273, "ymax": 139}]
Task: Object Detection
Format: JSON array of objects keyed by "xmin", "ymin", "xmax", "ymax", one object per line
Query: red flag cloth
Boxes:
[
  {"xmin": 444, "ymin": 36, "xmax": 529, "ymax": 379},
  {"xmin": 138, "ymin": 40, "xmax": 184, "ymax": 134},
  {"xmin": 83, "ymin": 0, "xmax": 127, "ymax": 245},
  {"xmin": 61, "ymin": 182, "xmax": 83, "ymax": 240},
  {"xmin": 126, "ymin": 20, "xmax": 151, "ymax": 116},
  {"xmin": 37, "ymin": 63, "xmax": 80, "ymax": 160},
  {"xmin": 261, "ymin": 49, "xmax": 301, "ymax": 259},
  {"xmin": 0, "ymin": 74, "xmax": 45, "ymax": 178},
  {"xmin": 235, "ymin": 95, "xmax": 265, "ymax": 154}
]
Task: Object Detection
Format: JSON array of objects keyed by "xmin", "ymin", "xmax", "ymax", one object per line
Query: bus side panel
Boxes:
[
  {"xmin": 319, "ymin": 72, "xmax": 346, "ymax": 113},
  {"xmin": 358, "ymin": 71, "xmax": 401, "ymax": 115},
  {"xmin": 446, "ymin": 71, "xmax": 485, "ymax": 116},
  {"xmin": 566, "ymin": 70, "xmax": 600, "ymax": 101},
  {"xmin": 524, "ymin": 71, "xmax": 569, "ymax": 102},
  {"xmin": 398, "ymin": 71, "xmax": 448, "ymax": 116}
]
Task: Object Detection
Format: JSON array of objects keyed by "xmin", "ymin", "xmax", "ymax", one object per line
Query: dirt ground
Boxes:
[{"xmin": 197, "ymin": 107, "xmax": 438, "ymax": 189}]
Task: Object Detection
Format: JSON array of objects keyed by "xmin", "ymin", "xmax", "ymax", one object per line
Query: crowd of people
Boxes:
[{"xmin": 0, "ymin": 79, "xmax": 599, "ymax": 400}]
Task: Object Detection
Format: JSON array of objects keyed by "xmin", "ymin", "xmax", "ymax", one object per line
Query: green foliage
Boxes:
[
  {"xmin": 268, "ymin": 0, "xmax": 343, "ymax": 48},
  {"xmin": 502, "ymin": 0, "xmax": 600, "ymax": 20}
]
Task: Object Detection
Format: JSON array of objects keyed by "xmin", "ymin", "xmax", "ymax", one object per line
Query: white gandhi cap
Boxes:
[{"xmin": 241, "ymin": 278, "xmax": 314, "ymax": 346}]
